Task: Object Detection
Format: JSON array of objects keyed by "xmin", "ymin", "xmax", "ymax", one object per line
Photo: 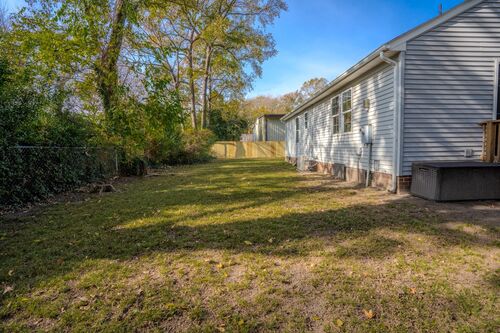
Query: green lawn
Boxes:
[{"xmin": 1, "ymin": 159, "xmax": 499, "ymax": 332}]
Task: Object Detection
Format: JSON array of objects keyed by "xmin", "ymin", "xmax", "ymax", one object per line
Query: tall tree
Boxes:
[
  {"xmin": 136, "ymin": 0, "xmax": 287, "ymax": 130},
  {"xmin": 294, "ymin": 77, "xmax": 328, "ymax": 107},
  {"xmin": 0, "ymin": 2, "xmax": 9, "ymax": 33},
  {"xmin": 240, "ymin": 77, "xmax": 329, "ymax": 122},
  {"xmin": 94, "ymin": 0, "xmax": 133, "ymax": 123},
  {"xmin": 8, "ymin": 0, "xmax": 142, "ymax": 128}
]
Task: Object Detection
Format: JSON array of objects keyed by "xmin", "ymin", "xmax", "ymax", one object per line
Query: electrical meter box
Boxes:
[{"xmin": 360, "ymin": 125, "xmax": 373, "ymax": 145}]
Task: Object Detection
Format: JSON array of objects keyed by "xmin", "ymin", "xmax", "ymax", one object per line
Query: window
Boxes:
[
  {"xmin": 295, "ymin": 117, "xmax": 300, "ymax": 143},
  {"xmin": 331, "ymin": 96, "xmax": 340, "ymax": 134},
  {"xmin": 342, "ymin": 89, "xmax": 352, "ymax": 132},
  {"xmin": 304, "ymin": 112, "xmax": 308, "ymax": 129}
]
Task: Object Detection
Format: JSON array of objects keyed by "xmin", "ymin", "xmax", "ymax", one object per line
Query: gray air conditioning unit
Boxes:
[{"xmin": 411, "ymin": 161, "xmax": 500, "ymax": 201}]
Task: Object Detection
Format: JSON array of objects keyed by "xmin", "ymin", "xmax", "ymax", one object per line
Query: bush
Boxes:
[
  {"xmin": 208, "ymin": 108, "xmax": 248, "ymax": 141},
  {"xmin": 179, "ymin": 129, "xmax": 216, "ymax": 164},
  {"xmin": 119, "ymin": 156, "xmax": 147, "ymax": 176},
  {"xmin": 1, "ymin": 147, "xmax": 118, "ymax": 205},
  {"xmin": 0, "ymin": 55, "xmax": 217, "ymax": 206},
  {"xmin": 0, "ymin": 58, "xmax": 115, "ymax": 206},
  {"xmin": 145, "ymin": 128, "xmax": 215, "ymax": 166}
]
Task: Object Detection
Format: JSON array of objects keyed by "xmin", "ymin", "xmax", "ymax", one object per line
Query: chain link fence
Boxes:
[{"xmin": 0, "ymin": 146, "xmax": 120, "ymax": 206}]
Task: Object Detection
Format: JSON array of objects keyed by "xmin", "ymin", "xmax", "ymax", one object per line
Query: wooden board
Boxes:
[
  {"xmin": 212, "ymin": 141, "xmax": 285, "ymax": 159},
  {"xmin": 480, "ymin": 120, "xmax": 500, "ymax": 163}
]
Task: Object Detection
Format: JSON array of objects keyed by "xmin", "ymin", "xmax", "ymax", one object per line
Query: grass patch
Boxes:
[{"xmin": 1, "ymin": 159, "xmax": 499, "ymax": 332}]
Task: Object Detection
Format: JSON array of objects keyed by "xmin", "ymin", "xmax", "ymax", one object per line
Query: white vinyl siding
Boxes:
[
  {"xmin": 495, "ymin": 59, "xmax": 500, "ymax": 120},
  {"xmin": 285, "ymin": 64, "xmax": 395, "ymax": 174},
  {"xmin": 285, "ymin": 120, "xmax": 296, "ymax": 157},
  {"xmin": 402, "ymin": 0, "xmax": 500, "ymax": 174}
]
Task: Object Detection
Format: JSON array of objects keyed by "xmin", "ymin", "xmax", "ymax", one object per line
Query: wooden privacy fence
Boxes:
[
  {"xmin": 480, "ymin": 120, "xmax": 500, "ymax": 163},
  {"xmin": 212, "ymin": 141, "xmax": 285, "ymax": 159}
]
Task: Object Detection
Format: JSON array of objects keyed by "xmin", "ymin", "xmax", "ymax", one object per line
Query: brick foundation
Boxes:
[
  {"xmin": 316, "ymin": 162, "xmax": 333, "ymax": 174},
  {"xmin": 286, "ymin": 156, "xmax": 393, "ymax": 190},
  {"xmin": 396, "ymin": 176, "xmax": 412, "ymax": 194},
  {"xmin": 344, "ymin": 166, "xmax": 393, "ymax": 190},
  {"xmin": 372, "ymin": 172, "xmax": 393, "ymax": 189}
]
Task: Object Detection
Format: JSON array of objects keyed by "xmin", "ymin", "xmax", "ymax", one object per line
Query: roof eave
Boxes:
[
  {"xmin": 281, "ymin": 46, "xmax": 394, "ymax": 121},
  {"xmin": 281, "ymin": 0, "xmax": 485, "ymax": 122}
]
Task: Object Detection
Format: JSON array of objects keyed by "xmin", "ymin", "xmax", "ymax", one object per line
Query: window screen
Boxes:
[
  {"xmin": 342, "ymin": 90, "xmax": 352, "ymax": 133},
  {"xmin": 332, "ymin": 96, "xmax": 340, "ymax": 134}
]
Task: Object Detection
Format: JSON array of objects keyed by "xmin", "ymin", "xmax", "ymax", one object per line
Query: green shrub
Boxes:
[
  {"xmin": 0, "ymin": 58, "xmax": 115, "ymax": 206},
  {"xmin": 208, "ymin": 108, "xmax": 248, "ymax": 141},
  {"xmin": 179, "ymin": 129, "xmax": 216, "ymax": 164},
  {"xmin": 146, "ymin": 129, "xmax": 216, "ymax": 166},
  {"xmin": 1, "ymin": 147, "xmax": 117, "ymax": 205},
  {"xmin": 0, "ymin": 56, "xmax": 217, "ymax": 206}
]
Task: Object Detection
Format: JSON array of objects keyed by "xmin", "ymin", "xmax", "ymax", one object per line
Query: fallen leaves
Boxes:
[
  {"xmin": 363, "ymin": 309, "xmax": 375, "ymax": 319},
  {"xmin": 3, "ymin": 286, "xmax": 14, "ymax": 294},
  {"xmin": 244, "ymin": 240, "xmax": 253, "ymax": 246},
  {"xmin": 335, "ymin": 319, "xmax": 344, "ymax": 327}
]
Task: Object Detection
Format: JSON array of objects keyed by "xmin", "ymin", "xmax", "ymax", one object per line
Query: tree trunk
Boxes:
[
  {"xmin": 187, "ymin": 31, "xmax": 198, "ymax": 130},
  {"xmin": 201, "ymin": 45, "xmax": 212, "ymax": 129},
  {"xmin": 95, "ymin": 0, "xmax": 128, "ymax": 127},
  {"xmin": 207, "ymin": 71, "xmax": 213, "ymax": 128}
]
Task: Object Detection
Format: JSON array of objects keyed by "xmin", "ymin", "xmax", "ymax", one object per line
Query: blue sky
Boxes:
[
  {"xmin": 250, "ymin": 0, "xmax": 464, "ymax": 97},
  {"xmin": 3, "ymin": 0, "xmax": 465, "ymax": 97}
]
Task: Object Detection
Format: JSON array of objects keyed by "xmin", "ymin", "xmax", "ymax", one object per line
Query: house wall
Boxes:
[
  {"xmin": 402, "ymin": 0, "xmax": 500, "ymax": 175},
  {"xmin": 285, "ymin": 120, "xmax": 295, "ymax": 158},
  {"xmin": 285, "ymin": 63, "xmax": 395, "ymax": 183}
]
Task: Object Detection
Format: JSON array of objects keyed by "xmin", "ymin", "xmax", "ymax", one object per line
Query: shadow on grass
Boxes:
[{"xmin": 0, "ymin": 159, "xmax": 498, "ymax": 307}]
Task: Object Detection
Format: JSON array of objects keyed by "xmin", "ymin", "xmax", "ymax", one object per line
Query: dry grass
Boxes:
[{"xmin": 1, "ymin": 159, "xmax": 499, "ymax": 332}]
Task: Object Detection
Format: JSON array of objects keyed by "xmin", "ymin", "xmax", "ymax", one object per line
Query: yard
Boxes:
[{"xmin": 0, "ymin": 159, "xmax": 499, "ymax": 332}]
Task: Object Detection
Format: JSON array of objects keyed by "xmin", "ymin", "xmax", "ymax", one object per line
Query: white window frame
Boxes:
[
  {"xmin": 494, "ymin": 58, "xmax": 500, "ymax": 120},
  {"xmin": 331, "ymin": 95, "xmax": 341, "ymax": 134},
  {"xmin": 341, "ymin": 89, "xmax": 353, "ymax": 133}
]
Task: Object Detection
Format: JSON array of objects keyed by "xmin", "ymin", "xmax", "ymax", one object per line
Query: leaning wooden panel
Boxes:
[
  {"xmin": 480, "ymin": 121, "xmax": 500, "ymax": 163},
  {"xmin": 495, "ymin": 122, "xmax": 500, "ymax": 163}
]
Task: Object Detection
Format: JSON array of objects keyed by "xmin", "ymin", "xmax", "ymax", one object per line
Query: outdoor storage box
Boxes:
[{"xmin": 411, "ymin": 162, "xmax": 500, "ymax": 201}]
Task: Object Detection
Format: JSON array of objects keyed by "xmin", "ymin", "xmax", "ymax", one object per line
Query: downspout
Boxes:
[{"xmin": 379, "ymin": 49, "xmax": 401, "ymax": 193}]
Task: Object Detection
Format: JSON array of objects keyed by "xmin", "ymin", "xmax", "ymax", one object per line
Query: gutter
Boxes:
[{"xmin": 379, "ymin": 49, "xmax": 403, "ymax": 193}]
